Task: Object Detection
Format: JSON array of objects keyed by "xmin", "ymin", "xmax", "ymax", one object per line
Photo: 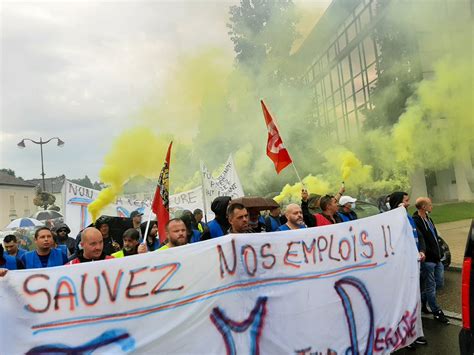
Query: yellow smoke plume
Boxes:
[
  {"xmin": 274, "ymin": 175, "xmax": 330, "ymax": 204},
  {"xmin": 88, "ymin": 127, "xmax": 171, "ymax": 221}
]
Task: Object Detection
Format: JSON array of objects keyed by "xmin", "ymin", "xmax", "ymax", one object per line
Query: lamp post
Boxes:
[{"xmin": 17, "ymin": 137, "xmax": 65, "ymax": 209}]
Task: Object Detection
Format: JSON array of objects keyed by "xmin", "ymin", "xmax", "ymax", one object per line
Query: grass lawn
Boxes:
[{"xmin": 408, "ymin": 202, "xmax": 474, "ymax": 224}]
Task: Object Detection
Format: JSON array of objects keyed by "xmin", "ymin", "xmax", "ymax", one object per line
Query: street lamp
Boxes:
[{"xmin": 17, "ymin": 137, "xmax": 65, "ymax": 208}]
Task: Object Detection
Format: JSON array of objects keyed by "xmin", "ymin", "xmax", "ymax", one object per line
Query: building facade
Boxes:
[
  {"xmin": 0, "ymin": 172, "xmax": 37, "ymax": 227},
  {"xmin": 294, "ymin": 0, "xmax": 473, "ymax": 201}
]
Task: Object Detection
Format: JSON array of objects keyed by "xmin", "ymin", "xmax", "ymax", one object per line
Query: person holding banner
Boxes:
[
  {"xmin": 0, "ymin": 244, "xmax": 24, "ymax": 273},
  {"xmin": 158, "ymin": 218, "xmax": 188, "ymax": 251},
  {"xmin": 69, "ymin": 227, "xmax": 115, "ymax": 264},
  {"xmin": 21, "ymin": 227, "xmax": 68, "ymax": 269},
  {"xmin": 277, "ymin": 204, "xmax": 306, "ymax": 231}
]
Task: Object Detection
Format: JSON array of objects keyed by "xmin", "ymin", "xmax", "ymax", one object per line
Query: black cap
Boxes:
[{"xmin": 130, "ymin": 210, "xmax": 143, "ymax": 218}]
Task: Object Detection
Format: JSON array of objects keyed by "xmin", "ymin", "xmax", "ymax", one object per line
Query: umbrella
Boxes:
[
  {"xmin": 32, "ymin": 210, "xmax": 63, "ymax": 221},
  {"xmin": 6, "ymin": 218, "xmax": 44, "ymax": 230},
  {"xmin": 230, "ymin": 196, "xmax": 279, "ymax": 211}
]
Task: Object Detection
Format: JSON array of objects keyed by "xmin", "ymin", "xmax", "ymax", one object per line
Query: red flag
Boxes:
[
  {"xmin": 152, "ymin": 141, "xmax": 173, "ymax": 243},
  {"xmin": 261, "ymin": 100, "xmax": 293, "ymax": 174}
]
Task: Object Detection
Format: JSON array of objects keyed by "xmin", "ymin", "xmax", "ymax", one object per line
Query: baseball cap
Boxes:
[
  {"xmin": 339, "ymin": 196, "xmax": 357, "ymax": 206},
  {"xmin": 130, "ymin": 210, "xmax": 143, "ymax": 218}
]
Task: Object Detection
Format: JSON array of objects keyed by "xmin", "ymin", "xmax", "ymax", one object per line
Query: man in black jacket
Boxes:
[{"xmin": 413, "ymin": 197, "xmax": 449, "ymax": 324}]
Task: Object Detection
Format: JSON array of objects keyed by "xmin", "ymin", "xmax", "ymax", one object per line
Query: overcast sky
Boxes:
[{"xmin": 0, "ymin": 0, "xmax": 330, "ymax": 182}]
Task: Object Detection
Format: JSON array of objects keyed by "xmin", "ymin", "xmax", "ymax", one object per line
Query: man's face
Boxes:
[
  {"xmin": 328, "ymin": 198, "xmax": 339, "ymax": 214},
  {"xmin": 229, "ymin": 208, "xmax": 249, "ymax": 233},
  {"xmin": 133, "ymin": 215, "xmax": 142, "ymax": 224},
  {"xmin": 343, "ymin": 203, "xmax": 352, "ymax": 211},
  {"xmin": 3, "ymin": 240, "xmax": 18, "ymax": 255},
  {"xmin": 270, "ymin": 207, "xmax": 281, "ymax": 217},
  {"xmin": 35, "ymin": 230, "xmax": 53, "ymax": 251},
  {"xmin": 286, "ymin": 205, "xmax": 303, "ymax": 226},
  {"xmin": 81, "ymin": 230, "xmax": 104, "ymax": 259},
  {"xmin": 167, "ymin": 220, "xmax": 188, "ymax": 246},
  {"xmin": 99, "ymin": 224, "xmax": 109, "ymax": 237},
  {"xmin": 123, "ymin": 236, "xmax": 139, "ymax": 252},
  {"xmin": 424, "ymin": 200, "xmax": 433, "ymax": 213},
  {"xmin": 57, "ymin": 229, "xmax": 68, "ymax": 238},
  {"xmin": 402, "ymin": 195, "xmax": 410, "ymax": 209},
  {"xmin": 195, "ymin": 213, "xmax": 203, "ymax": 223}
]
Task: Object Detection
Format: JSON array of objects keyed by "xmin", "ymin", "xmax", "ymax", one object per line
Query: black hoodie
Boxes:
[
  {"xmin": 412, "ymin": 211, "xmax": 442, "ymax": 263},
  {"xmin": 201, "ymin": 196, "xmax": 231, "ymax": 240}
]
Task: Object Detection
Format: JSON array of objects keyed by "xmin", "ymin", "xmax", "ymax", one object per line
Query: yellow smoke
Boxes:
[
  {"xmin": 274, "ymin": 175, "xmax": 330, "ymax": 204},
  {"xmin": 88, "ymin": 127, "xmax": 171, "ymax": 221}
]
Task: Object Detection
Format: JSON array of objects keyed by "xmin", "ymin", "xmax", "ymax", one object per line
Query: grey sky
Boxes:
[{"xmin": 0, "ymin": 0, "xmax": 330, "ymax": 182}]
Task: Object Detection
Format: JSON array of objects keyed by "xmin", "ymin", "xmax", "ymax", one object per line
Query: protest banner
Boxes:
[{"xmin": 0, "ymin": 208, "xmax": 421, "ymax": 354}]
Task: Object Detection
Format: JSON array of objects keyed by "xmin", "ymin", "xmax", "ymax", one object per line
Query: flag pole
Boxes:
[
  {"xmin": 141, "ymin": 202, "xmax": 154, "ymax": 249},
  {"xmin": 199, "ymin": 160, "xmax": 209, "ymax": 224}
]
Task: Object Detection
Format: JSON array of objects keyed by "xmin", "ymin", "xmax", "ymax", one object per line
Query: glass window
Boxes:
[
  {"xmin": 359, "ymin": 7, "xmax": 371, "ymax": 28},
  {"xmin": 338, "ymin": 33, "xmax": 347, "ymax": 52},
  {"xmin": 366, "ymin": 63, "xmax": 378, "ymax": 84},
  {"xmin": 344, "ymin": 81, "xmax": 353, "ymax": 99},
  {"xmin": 355, "ymin": 89, "xmax": 366, "ymax": 107},
  {"xmin": 329, "ymin": 44, "xmax": 336, "ymax": 61},
  {"xmin": 331, "ymin": 67, "xmax": 340, "ymax": 92},
  {"xmin": 351, "ymin": 48, "xmax": 361, "ymax": 76},
  {"xmin": 363, "ymin": 37, "xmax": 376, "ymax": 66},
  {"xmin": 334, "ymin": 89, "xmax": 342, "ymax": 105},
  {"xmin": 347, "ymin": 22, "xmax": 357, "ymax": 43},
  {"xmin": 340, "ymin": 58, "xmax": 351, "ymax": 85},
  {"xmin": 354, "ymin": 73, "xmax": 364, "ymax": 92},
  {"xmin": 346, "ymin": 96, "xmax": 355, "ymax": 113}
]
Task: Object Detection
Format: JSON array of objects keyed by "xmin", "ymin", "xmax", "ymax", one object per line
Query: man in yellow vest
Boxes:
[
  {"xmin": 112, "ymin": 228, "xmax": 141, "ymax": 258},
  {"xmin": 158, "ymin": 218, "xmax": 188, "ymax": 251}
]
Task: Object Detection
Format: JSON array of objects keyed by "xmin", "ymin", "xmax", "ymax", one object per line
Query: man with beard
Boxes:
[
  {"xmin": 277, "ymin": 204, "xmax": 306, "ymax": 231},
  {"xmin": 54, "ymin": 223, "xmax": 76, "ymax": 255},
  {"xmin": 158, "ymin": 219, "xmax": 188, "ymax": 251},
  {"xmin": 112, "ymin": 229, "xmax": 142, "ymax": 258},
  {"xmin": 69, "ymin": 227, "xmax": 114, "ymax": 264}
]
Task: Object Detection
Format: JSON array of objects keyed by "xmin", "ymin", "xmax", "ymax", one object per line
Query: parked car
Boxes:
[{"xmin": 459, "ymin": 219, "xmax": 474, "ymax": 355}]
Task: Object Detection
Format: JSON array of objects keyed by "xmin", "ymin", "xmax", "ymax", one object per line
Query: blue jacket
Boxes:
[
  {"xmin": 208, "ymin": 220, "xmax": 225, "ymax": 239},
  {"xmin": 6, "ymin": 248, "xmax": 27, "ymax": 259},
  {"xmin": 277, "ymin": 224, "xmax": 306, "ymax": 231},
  {"xmin": 265, "ymin": 215, "xmax": 281, "ymax": 232},
  {"xmin": 21, "ymin": 248, "xmax": 68, "ymax": 269},
  {"xmin": 407, "ymin": 214, "xmax": 421, "ymax": 251},
  {"xmin": 189, "ymin": 229, "xmax": 201, "ymax": 244},
  {"xmin": 1, "ymin": 255, "xmax": 18, "ymax": 270}
]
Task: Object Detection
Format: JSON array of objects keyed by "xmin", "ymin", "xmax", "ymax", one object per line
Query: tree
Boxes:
[
  {"xmin": 363, "ymin": 0, "xmax": 422, "ymax": 129},
  {"xmin": 227, "ymin": 0, "xmax": 298, "ymax": 78},
  {"xmin": 33, "ymin": 186, "xmax": 56, "ymax": 210}
]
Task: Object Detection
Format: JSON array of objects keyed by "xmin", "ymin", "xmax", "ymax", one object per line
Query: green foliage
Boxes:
[
  {"xmin": 70, "ymin": 175, "xmax": 104, "ymax": 191},
  {"xmin": 408, "ymin": 202, "xmax": 474, "ymax": 224},
  {"xmin": 363, "ymin": 0, "xmax": 422, "ymax": 129},
  {"xmin": 0, "ymin": 168, "xmax": 18, "ymax": 178},
  {"xmin": 33, "ymin": 190, "xmax": 56, "ymax": 208},
  {"xmin": 228, "ymin": 0, "xmax": 298, "ymax": 79}
]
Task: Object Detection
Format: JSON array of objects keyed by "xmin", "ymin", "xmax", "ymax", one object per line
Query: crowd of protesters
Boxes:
[{"xmin": 0, "ymin": 187, "xmax": 450, "ymax": 346}]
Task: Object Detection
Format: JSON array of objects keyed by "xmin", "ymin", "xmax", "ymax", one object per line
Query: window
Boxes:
[
  {"xmin": 363, "ymin": 37, "xmax": 376, "ymax": 66},
  {"xmin": 366, "ymin": 63, "xmax": 378, "ymax": 84},
  {"xmin": 330, "ymin": 67, "xmax": 340, "ymax": 92},
  {"xmin": 346, "ymin": 95, "xmax": 355, "ymax": 113},
  {"xmin": 338, "ymin": 33, "xmax": 347, "ymax": 52},
  {"xmin": 355, "ymin": 89, "xmax": 366, "ymax": 107},
  {"xmin": 351, "ymin": 48, "xmax": 362, "ymax": 76},
  {"xmin": 340, "ymin": 58, "xmax": 351, "ymax": 85},
  {"xmin": 10, "ymin": 195, "xmax": 15, "ymax": 209},
  {"xmin": 354, "ymin": 73, "xmax": 364, "ymax": 92},
  {"xmin": 344, "ymin": 81, "xmax": 354, "ymax": 99},
  {"xmin": 347, "ymin": 22, "xmax": 357, "ymax": 43}
]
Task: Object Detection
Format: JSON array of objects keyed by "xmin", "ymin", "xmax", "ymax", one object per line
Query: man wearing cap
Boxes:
[
  {"xmin": 130, "ymin": 210, "xmax": 143, "ymax": 239},
  {"xmin": 337, "ymin": 196, "xmax": 358, "ymax": 222}
]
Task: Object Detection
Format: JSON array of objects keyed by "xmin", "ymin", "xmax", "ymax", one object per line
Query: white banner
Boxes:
[
  {"xmin": 170, "ymin": 155, "xmax": 244, "ymax": 218},
  {"xmin": 64, "ymin": 181, "xmax": 149, "ymax": 238},
  {"xmin": 0, "ymin": 208, "xmax": 421, "ymax": 354}
]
